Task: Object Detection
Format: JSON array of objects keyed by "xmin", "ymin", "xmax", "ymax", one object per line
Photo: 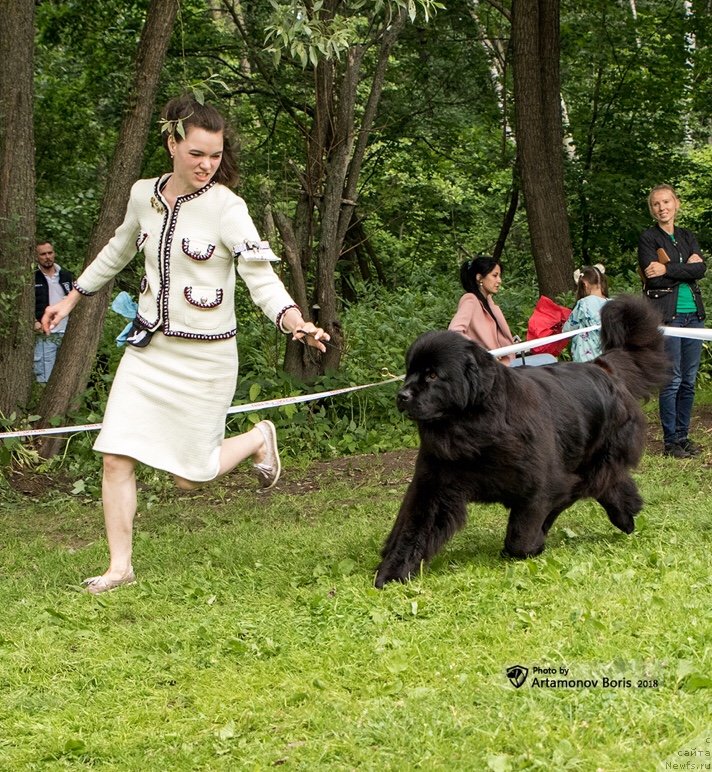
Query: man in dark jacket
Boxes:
[
  {"xmin": 638, "ymin": 184, "xmax": 706, "ymax": 459},
  {"xmin": 34, "ymin": 241, "xmax": 73, "ymax": 382}
]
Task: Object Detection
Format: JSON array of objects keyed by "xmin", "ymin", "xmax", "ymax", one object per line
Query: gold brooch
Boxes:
[{"xmin": 150, "ymin": 196, "xmax": 165, "ymax": 214}]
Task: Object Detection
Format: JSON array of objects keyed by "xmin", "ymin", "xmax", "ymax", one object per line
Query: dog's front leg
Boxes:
[
  {"xmin": 375, "ymin": 473, "xmax": 466, "ymax": 588},
  {"xmin": 503, "ymin": 501, "xmax": 549, "ymax": 558},
  {"xmin": 597, "ymin": 473, "xmax": 642, "ymax": 534}
]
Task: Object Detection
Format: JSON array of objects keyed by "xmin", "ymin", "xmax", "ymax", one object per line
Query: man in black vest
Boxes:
[{"xmin": 34, "ymin": 241, "xmax": 73, "ymax": 382}]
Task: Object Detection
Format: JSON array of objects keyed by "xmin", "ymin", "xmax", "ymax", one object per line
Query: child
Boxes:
[{"xmin": 563, "ymin": 264, "xmax": 609, "ymax": 362}]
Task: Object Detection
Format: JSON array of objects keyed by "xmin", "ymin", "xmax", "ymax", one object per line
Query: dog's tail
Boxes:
[{"xmin": 598, "ymin": 294, "xmax": 669, "ymax": 400}]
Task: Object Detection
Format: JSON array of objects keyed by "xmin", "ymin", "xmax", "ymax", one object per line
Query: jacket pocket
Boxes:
[
  {"xmin": 645, "ymin": 288, "xmax": 673, "ymax": 299},
  {"xmin": 182, "ymin": 237, "xmax": 215, "ymax": 261},
  {"xmin": 136, "ymin": 231, "xmax": 149, "ymax": 252},
  {"xmin": 183, "ymin": 286, "xmax": 224, "ymax": 330}
]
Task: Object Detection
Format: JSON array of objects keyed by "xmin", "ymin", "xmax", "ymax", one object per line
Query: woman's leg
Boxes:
[
  {"xmin": 174, "ymin": 424, "xmax": 276, "ymax": 490},
  {"xmin": 675, "ymin": 316, "xmax": 704, "ymax": 442},
  {"xmin": 659, "ymin": 333, "xmax": 682, "ymax": 448},
  {"xmin": 99, "ymin": 453, "xmax": 138, "ymax": 579},
  {"xmin": 217, "ymin": 425, "xmax": 266, "ymax": 476}
]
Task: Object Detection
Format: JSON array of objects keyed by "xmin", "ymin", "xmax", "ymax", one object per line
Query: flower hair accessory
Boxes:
[{"xmin": 573, "ymin": 263, "xmax": 606, "ymax": 284}]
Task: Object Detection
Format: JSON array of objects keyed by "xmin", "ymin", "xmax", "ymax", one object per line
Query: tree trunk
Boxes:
[
  {"xmin": 0, "ymin": 0, "xmax": 36, "ymax": 415},
  {"xmin": 511, "ymin": 0, "xmax": 574, "ymax": 297},
  {"xmin": 314, "ymin": 44, "xmax": 365, "ymax": 373},
  {"xmin": 223, "ymin": 2, "xmax": 409, "ymax": 380},
  {"xmin": 493, "ymin": 169, "xmax": 520, "ymax": 261},
  {"xmin": 284, "ymin": 8, "xmax": 407, "ymax": 378},
  {"xmin": 37, "ymin": 0, "xmax": 179, "ymax": 457}
]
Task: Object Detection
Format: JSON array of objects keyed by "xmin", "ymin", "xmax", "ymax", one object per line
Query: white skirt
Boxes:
[{"xmin": 94, "ymin": 332, "xmax": 238, "ymax": 481}]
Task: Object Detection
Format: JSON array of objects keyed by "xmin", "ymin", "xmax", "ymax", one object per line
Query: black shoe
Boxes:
[
  {"xmin": 679, "ymin": 438, "xmax": 703, "ymax": 456},
  {"xmin": 663, "ymin": 443, "xmax": 691, "ymax": 459}
]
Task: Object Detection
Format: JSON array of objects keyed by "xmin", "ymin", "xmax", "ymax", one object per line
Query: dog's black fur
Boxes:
[{"xmin": 375, "ymin": 295, "xmax": 669, "ymax": 588}]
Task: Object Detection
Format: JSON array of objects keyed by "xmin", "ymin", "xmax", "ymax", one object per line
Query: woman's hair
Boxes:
[
  {"xmin": 574, "ymin": 264, "xmax": 609, "ymax": 301},
  {"xmin": 647, "ymin": 183, "xmax": 679, "ymax": 218},
  {"xmin": 460, "ymin": 254, "xmax": 502, "ymax": 293},
  {"xmin": 160, "ymin": 94, "xmax": 238, "ymax": 188},
  {"xmin": 459, "ymin": 255, "xmax": 503, "ymax": 325}
]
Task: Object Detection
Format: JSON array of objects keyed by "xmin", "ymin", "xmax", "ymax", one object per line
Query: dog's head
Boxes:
[{"xmin": 396, "ymin": 330, "xmax": 498, "ymax": 422}]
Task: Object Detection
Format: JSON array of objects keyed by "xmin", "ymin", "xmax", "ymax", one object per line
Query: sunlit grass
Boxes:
[{"xmin": 1, "ymin": 446, "xmax": 712, "ymax": 770}]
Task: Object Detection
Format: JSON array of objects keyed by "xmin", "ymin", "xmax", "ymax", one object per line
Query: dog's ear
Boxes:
[{"xmin": 462, "ymin": 340, "xmax": 498, "ymax": 405}]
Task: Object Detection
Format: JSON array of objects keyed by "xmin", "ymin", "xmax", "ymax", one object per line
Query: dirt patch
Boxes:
[
  {"xmin": 3, "ymin": 467, "xmax": 75, "ymax": 499},
  {"xmin": 274, "ymin": 448, "xmax": 418, "ymax": 495}
]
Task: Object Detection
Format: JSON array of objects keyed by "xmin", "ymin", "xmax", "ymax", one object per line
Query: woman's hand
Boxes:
[
  {"xmin": 41, "ymin": 288, "xmax": 81, "ymax": 334},
  {"xmin": 281, "ymin": 308, "xmax": 330, "ymax": 353},
  {"xmin": 644, "ymin": 261, "xmax": 667, "ymax": 279},
  {"xmin": 292, "ymin": 322, "xmax": 330, "ymax": 353}
]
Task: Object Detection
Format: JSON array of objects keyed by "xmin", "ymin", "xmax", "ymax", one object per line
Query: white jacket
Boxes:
[{"xmin": 75, "ymin": 176, "xmax": 297, "ymax": 340}]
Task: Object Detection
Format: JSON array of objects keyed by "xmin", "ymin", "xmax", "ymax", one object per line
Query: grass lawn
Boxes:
[{"xmin": 1, "ymin": 429, "xmax": 712, "ymax": 770}]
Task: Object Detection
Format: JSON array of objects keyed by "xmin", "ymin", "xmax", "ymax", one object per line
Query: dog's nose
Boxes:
[{"xmin": 396, "ymin": 389, "xmax": 411, "ymax": 411}]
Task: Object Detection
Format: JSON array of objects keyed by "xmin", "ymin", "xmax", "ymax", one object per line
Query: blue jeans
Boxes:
[
  {"xmin": 659, "ymin": 313, "xmax": 704, "ymax": 446},
  {"xmin": 511, "ymin": 353, "xmax": 558, "ymax": 367},
  {"xmin": 34, "ymin": 333, "xmax": 64, "ymax": 383}
]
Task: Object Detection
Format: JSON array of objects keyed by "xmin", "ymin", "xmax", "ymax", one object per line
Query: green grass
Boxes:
[{"xmin": 1, "ymin": 447, "xmax": 712, "ymax": 770}]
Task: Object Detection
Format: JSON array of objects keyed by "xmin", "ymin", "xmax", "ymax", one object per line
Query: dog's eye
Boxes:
[{"xmin": 426, "ymin": 370, "xmax": 438, "ymax": 381}]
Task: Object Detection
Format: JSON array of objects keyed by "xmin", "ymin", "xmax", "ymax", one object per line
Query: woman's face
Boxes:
[
  {"xmin": 477, "ymin": 265, "xmax": 502, "ymax": 297},
  {"xmin": 169, "ymin": 127, "xmax": 224, "ymax": 194},
  {"xmin": 649, "ymin": 189, "xmax": 680, "ymax": 228}
]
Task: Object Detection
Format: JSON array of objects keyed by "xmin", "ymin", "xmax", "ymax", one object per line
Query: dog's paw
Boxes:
[
  {"xmin": 374, "ymin": 564, "xmax": 410, "ymax": 589},
  {"xmin": 618, "ymin": 518, "xmax": 635, "ymax": 535},
  {"xmin": 501, "ymin": 542, "xmax": 546, "ymax": 560}
]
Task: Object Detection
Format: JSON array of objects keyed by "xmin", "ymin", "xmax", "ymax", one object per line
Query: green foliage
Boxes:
[
  {"xmin": 264, "ymin": 0, "xmax": 445, "ymax": 67},
  {"xmin": 675, "ymin": 146, "xmax": 712, "ymax": 249},
  {"xmin": 561, "ymin": 0, "xmax": 696, "ymax": 260},
  {"xmin": 17, "ymin": 0, "xmax": 711, "ymax": 476}
]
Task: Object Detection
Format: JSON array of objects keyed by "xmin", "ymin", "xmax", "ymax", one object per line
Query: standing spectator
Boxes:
[
  {"xmin": 638, "ymin": 184, "xmax": 707, "ymax": 459},
  {"xmin": 34, "ymin": 241, "xmax": 73, "ymax": 383}
]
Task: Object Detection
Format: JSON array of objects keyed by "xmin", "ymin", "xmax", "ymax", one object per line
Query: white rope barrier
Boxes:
[
  {"xmin": 2, "ymin": 324, "xmax": 712, "ymax": 441},
  {"xmin": 490, "ymin": 325, "xmax": 600, "ymax": 359},
  {"xmin": 659, "ymin": 326, "xmax": 712, "ymax": 341},
  {"xmin": 0, "ymin": 377, "xmax": 404, "ymax": 440}
]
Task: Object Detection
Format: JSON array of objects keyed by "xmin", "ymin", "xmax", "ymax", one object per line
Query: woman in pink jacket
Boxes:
[
  {"xmin": 448, "ymin": 255, "xmax": 556, "ymax": 366},
  {"xmin": 448, "ymin": 255, "xmax": 516, "ymax": 364}
]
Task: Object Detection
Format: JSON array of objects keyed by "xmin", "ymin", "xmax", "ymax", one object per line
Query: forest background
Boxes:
[{"xmin": 1, "ymin": 0, "xmax": 712, "ymax": 471}]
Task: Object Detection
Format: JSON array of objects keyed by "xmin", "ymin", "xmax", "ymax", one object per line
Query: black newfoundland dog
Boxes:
[{"xmin": 375, "ymin": 295, "xmax": 669, "ymax": 588}]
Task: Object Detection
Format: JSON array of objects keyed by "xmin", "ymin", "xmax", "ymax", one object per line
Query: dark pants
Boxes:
[{"xmin": 659, "ymin": 313, "xmax": 704, "ymax": 446}]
